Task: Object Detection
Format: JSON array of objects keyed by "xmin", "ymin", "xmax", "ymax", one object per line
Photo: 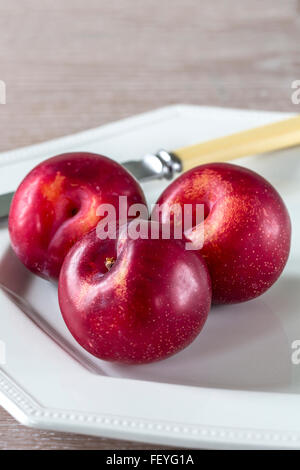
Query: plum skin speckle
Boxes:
[
  {"xmin": 8, "ymin": 152, "xmax": 146, "ymax": 280},
  {"xmin": 154, "ymin": 162, "xmax": 291, "ymax": 304},
  {"xmin": 58, "ymin": 221, "xmax": 212, "ymax": 364}
]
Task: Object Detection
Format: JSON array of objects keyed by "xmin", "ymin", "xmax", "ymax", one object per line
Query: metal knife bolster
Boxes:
[{"xmin": 122, "ymin": 149, "xmax": 182, "ymax": 182}]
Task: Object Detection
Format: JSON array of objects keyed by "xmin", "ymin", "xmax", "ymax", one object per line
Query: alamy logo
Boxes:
[
  {"xmin": 0, "ymin": 340, "xmax": 6, "ymax": 364},
  {"xmin": 95, "ymin": 197, "xmax": 205, "ymax": 250},
  {"xmin": 0, "ymin": 81, "xmax": 6, "ymax": 104}
]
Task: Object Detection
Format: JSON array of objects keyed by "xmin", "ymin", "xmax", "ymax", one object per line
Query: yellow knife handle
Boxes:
[{"xmin": 174, "ymin": 115, "xmax": 300, "ymax": 171}]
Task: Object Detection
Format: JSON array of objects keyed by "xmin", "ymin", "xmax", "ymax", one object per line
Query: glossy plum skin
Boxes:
[
  {"xmin": 154, "ymin": 163, "xmax": 291, "ymax": 304},
  {"xmin": 58, "ymin": 221, "xmax": 212, "ymax": 364},
  {"xmin": 9, "ymin": 152, "xmax": 146, "ymax": 280}
]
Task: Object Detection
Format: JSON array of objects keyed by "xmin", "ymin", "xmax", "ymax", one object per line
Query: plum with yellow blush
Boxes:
[
  {"xmin": 9, "ymin": 152, "xmax": 146, "ymax": 280},
  {"xmin": 153, "ymin": 162, "xmax": 291, "ymax": 304},
  {"xmin": 58, "ymin": 221, "xmax": 212, "ymax": 364}
]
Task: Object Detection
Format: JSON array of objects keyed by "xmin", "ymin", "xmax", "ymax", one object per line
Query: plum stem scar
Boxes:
[{"xmin": 105, "ymin": 257, "xmax": 115, "ymax": 271}]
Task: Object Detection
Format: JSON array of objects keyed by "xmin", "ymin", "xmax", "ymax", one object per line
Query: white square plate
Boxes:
[{"xmin": 0, "ymin": 105, "xmax": 299, "ymax": 449}]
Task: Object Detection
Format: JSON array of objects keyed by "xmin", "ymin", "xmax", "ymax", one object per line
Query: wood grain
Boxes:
[{"xmin": 0, "ymin": 0, "xmax": 299, "ymax": 449}]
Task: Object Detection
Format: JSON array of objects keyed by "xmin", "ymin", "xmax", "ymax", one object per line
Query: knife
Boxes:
[{"xmin": 1, "ymin": 114, "xmax": 300, "ymax": 218}]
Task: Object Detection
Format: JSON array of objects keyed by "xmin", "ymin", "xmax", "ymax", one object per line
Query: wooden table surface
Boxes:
[{"xmin": 0, "ymin": 0, "xmax": 300, "ymax": 450}]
